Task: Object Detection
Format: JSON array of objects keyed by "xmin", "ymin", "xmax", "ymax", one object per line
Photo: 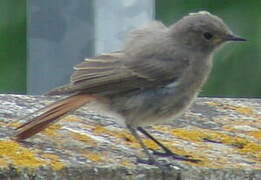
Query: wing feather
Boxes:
[
  {"xmin": 47, "ymin": 51, "xmax": 189, "ymax": 96},
  {"xmin": 70, "ymin": 52, "xmax": 129, "ymax": 86}
]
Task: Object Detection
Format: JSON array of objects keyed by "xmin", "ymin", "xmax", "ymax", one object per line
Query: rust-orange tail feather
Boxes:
[{"xmin": 15, "ymin": 94, "xmax": 94, "ymax": 141}]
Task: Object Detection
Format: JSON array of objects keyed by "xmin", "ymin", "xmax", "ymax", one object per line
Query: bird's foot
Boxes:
[{"xmin": 151, "ymin": 149, "xmax": 201, "ymax": 163}]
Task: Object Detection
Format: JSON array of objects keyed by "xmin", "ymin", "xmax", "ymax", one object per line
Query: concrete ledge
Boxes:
[{"xmin": 0, "ymin": 94, "xmax": 260, "ymax": 179}]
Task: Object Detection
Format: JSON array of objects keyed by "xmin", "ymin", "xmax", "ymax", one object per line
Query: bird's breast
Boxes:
[{"xmin": 111, "ymin": 56, "xmax": 213, "ymax": 127}]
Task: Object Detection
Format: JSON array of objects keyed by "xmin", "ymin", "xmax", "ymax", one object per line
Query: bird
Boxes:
[{"xmin": 14, "ymin": 11, "xmax": 246, "ymax": 165}]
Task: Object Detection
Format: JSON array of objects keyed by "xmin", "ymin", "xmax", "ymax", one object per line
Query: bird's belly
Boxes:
[{"xmin": 111, "ymin": 87, "xmax": 197, "ymax": 127}]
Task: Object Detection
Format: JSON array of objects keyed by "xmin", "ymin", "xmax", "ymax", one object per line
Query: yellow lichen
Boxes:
[
  {"xmin": 205, "ymin": 101, "xmax": 257, "ymax": 117},
  {"xmin": 248, "ymin": 131, "xmax": 261, "ymax": 140},
  {"xmin": 239, "ymin": 142, "xmax": 261, "ymax": 159},
  {"xmin": 70, "ymin": 132, "xmax": 97, "ymax": 146},
  {"xmin": 171, "ymin": 128, "xmax": 205, "ymax": 142},
  {"xmin": 205, "ymin": 101, "xmax": 221, "ymax": 106},
  {"xmin": 149, "ymin": 125, "xmax": 261, "ymax": 167},
  {"xmin": 143, "ymin": 139, "xmax": 160, "ymax": 150},
  {"xmin": 119, "ymin": 159, "xmax": 134, "ymax": 167},
  {"xmin": 113, "ymin": 130, "xmax": 140, "ymax": 148},
  {"xmin": 84, "ymin": 152, "xmax": 104, "ymax": 162},
  {"xmin": 171, "ymin": 128, "xmax": 260, "ymax": 159},
  {"xmin": 230, "ymin": 106, "xmax": 255, "ymax": 116},
  {"xmin": 91, "ymin": 125, "xmax": 161, "ymax": 150},
  {"xmin": 0, "ymin": 159, "xmax": 8, "ymax": 167},
  {"xmin": 172, "ymin": 128, "xmax": 229, "ymax": 144},
  {"xmin": 0, "ymin": 121, "xmax": 22, "ymax": 128},
  {"xmin": 0, "ymin": 140, "xmax": 46, "ymax": 168},
  {"xmin": 92, "ymin": 125, "xmax": 112, "ymax": 135},
  {"xmin": 92, "ymin": 126, "xmax": 137, "ymax": 145},
  {"xmin": 111, "ymin": 129, "xmax": 160, "ymax": 150},
  {"xmin": 42, "ymin": 124, "xmax": 61, "ymax": 137},
  {"xmin": 42, "ymin": 153, "xmax": 65, "ymax": 170},
  {"xmin": 62, "ymin": 115, "xmax": 82, "ymax": 123},
  {"xmin": 167, "ymin": 142, "xmax": 193, "ymax": 155}
]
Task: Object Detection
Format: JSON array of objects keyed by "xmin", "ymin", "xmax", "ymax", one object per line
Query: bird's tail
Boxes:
[{"xmin": 15, "ymin": 94, "xmax": 94, "ymax": 140}]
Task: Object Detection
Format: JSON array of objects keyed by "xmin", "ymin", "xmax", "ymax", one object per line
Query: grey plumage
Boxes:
[
  {"xmin": 47, "ymin": 11, "xmax": 236, "ymax": 126},
  {"xmin": 15, "ymin": 11, "xmax": 246, "ymax": 165}
]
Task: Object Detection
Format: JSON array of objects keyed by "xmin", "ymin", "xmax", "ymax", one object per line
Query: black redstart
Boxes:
[{"xmin": 15, "ymin": 11, "xmax": 246, "ymax": 165}]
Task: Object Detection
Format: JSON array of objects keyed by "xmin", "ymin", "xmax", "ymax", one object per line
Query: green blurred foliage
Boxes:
[
  {"xmin": 0, "ymin": 1, "xmax": 26, "ymax": 94},
  {"xmin": 156, "ymin": 0, "xmax": 261, "ymax": 97}
]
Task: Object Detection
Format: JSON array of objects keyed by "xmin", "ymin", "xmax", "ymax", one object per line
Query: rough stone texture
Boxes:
[{"xmin": 0, "ymin": 94, "xmax": 260, "ymax": 180}]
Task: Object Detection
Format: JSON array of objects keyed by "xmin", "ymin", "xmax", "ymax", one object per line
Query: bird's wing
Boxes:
[{"xmin": 58, "ymin": 51, "xmax": 189, "ymax": 96}]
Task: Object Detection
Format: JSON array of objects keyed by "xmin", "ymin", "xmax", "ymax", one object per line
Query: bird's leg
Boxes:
[
  {"xmin": 137, "ymin": 127, "xmax": 200, "ymax": 163},
  {"xmin": 127, "ymin": 125, "xmax": 188, "ymax": 176},
  {"xmin": 127, "ymin": 125, "xmax": 158, "ymax": 165}
]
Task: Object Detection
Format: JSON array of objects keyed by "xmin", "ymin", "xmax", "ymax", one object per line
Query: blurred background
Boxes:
[
  {"xmin": 156, "ymin": 0, "xmax": 261, "ymax": 97},
  {"xmin": 0, "ymin": 0, "xmax": 260, "ymax": 97},
  {"xmin": 0, "ymin": 1, "xmax": 26, "ymax": 94}
]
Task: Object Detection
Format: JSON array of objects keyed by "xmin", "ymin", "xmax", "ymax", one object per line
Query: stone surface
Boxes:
[{"xmin": 0, "ymin": 94, "xmax": 260, "ymax": 179}]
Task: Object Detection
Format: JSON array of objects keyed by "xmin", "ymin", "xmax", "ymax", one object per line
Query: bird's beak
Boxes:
[{"xmin": 225, "ymin": 34, "xmax": 247, "ymax": 42}]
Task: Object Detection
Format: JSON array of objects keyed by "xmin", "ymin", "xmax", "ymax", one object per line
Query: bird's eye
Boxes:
[{"xmin": 203, "ymin": 32, "xmax": 213, "ymax": 40}]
